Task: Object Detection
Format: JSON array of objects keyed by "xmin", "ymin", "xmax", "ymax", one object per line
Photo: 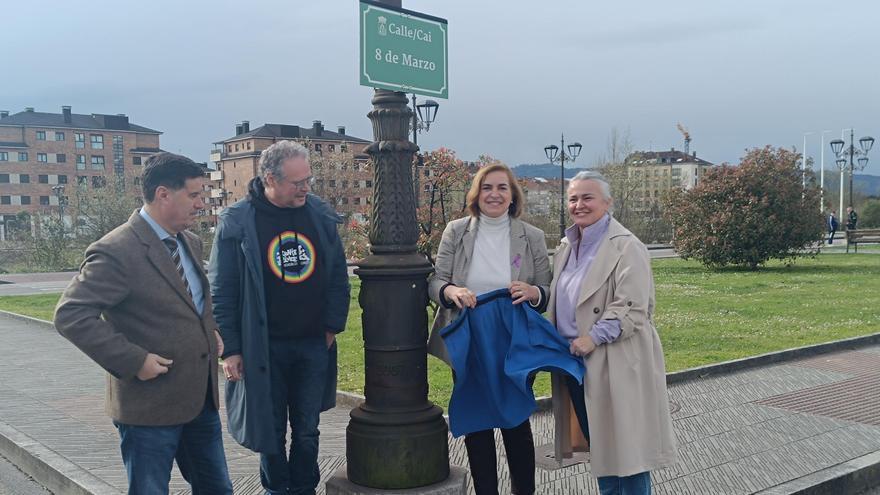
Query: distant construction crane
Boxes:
[{"xmin": 677, "ymin": 123, "xmax": 691, "ymax": 156}]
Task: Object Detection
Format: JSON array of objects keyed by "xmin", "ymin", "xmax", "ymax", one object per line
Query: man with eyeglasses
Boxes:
[{"xmin": 209, "ymin": 140, "xmax": 350, "ymax": 495}]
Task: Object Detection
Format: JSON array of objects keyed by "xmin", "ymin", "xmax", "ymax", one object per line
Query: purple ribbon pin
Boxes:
[{"xmin": 512, "ymin": 254, "xmax": 522, "ymax": 269}]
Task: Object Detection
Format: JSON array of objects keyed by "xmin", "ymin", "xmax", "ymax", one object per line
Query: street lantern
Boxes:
[
  {"xmin": 411, "ymin": 96, "xmax": 439, "ymax": 206},
  {"xmin": 416, "ymin": 99, "xmax": 439, "ymax": 131},
  {"xmin": 544, "ymin": 135, "xmax": 582, "ymax": 239},
  {"xmin": 830, "ymin": 130, "xmax": 873, "ymax": 208},
  {"xmin": 835, "ymin": 158, "xmax": 847, "ymax": 169}
]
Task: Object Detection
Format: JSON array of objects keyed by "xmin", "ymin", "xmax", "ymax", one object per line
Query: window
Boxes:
[
  {"xmin": 329, "ymin": 144, "xmax": 335, "ymax": 152},
  {"xmin": 329, "ymin": 179, "xmax": 336, "ymax": 188},
  {"xmin": 247, "ymin": 142, "xmax": 251, "ymax": 150},
  {"xmin": 92, "ymin": 176, "xmax": 106, "ymax": 188},
  {"xmin": 235, "ymin": 144, "xmax": 239, "ymax": 152},
  {"xmin": 36, "ymin": 131, "xmax": 46, "ymax": 140},
  {"xmin": 340, "ymin": 144, "xmax": 348, "ymax": 152},
  {"xmin": 133, "ymin": 157, "xmax": 142, "ymax": 165},
  {"xmin": 39, "ymin": 196, "xmax": 50, "ymax": 205},
  {"xmin": 38, "ymin": 175, "xmax": 49, "ymax": 184},
  {"xmin": 58, "ymin": 175, "xmax": 68, "ymax": 184},
  {"xmin": 112, "ymin": 135, "xmax": 124, "ymax": 176},
  {"xmin": 56, "ymin": 153, "xmax": 66, "ymax": 163},
  {"xmin": 0, "ymin": 174, "xmax": 8, "ymax": 183},
  {"xmin": 19, "ymin": 174, "xmax": 29, "ymax": 183},
  {"xmin": 76, "ymin": 155, "xmax": 86, "ymax": 170},
  {"xmin": 0, "ymin": 152, "xmax": 7, "ymax": 161},
  {"xmin": 76, "ymin": 176, "xmax": 88, "ymax": 185},
  {"xmin": 90, "ymin": 134, "xmax": 104, "ymax": 149},
  {"xmin": 55, "ymin": 132, "xmax": 65, "ymax": 141},
  {"xmin": 91, "ymin": 156, "xmax": 105, "ymax": 170},
  {"xmin": 20, "ymin": 196, "xmax": 31, "ymax": 205},
  {"xmin": 1, "ymin": 196, "xmax": 10, "ymax": 205},
  {"xmin": 75, "ymin": 133, "xmax": 85, "ymax": 149},
  {"xmin": 18, "ymin": 152, "xmax": 27, "ymax": 161},
  {"xmin": 314, "ymin": 144, "xmax": 322, "ymax": 154},
  {"xmin": 366, "ymin": 180, "xmax": 373, "ymax": 188},
  {"xmin": 37, "ymin": 153, "xmax": 48, "ymax": 163}
]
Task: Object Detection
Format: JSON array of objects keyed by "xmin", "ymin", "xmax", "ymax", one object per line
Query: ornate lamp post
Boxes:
[
  {"xmin": 830, "ymin": 130, "xmax": 874, "ymax": 209},
  {"xmin": 346, "ymin": 88, "xmax": 450, "ymax": 489},
  {"xmin": 411, "ymin": 96, "xmax": 439, "ymax": 206},
  {"xmin": 544, "ymin": 135, "xmax": 582, "ymax": 238}
]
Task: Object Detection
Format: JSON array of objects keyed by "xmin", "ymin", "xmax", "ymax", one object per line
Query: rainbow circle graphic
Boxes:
[{"xmin": 267, "ymin": 231, "xmax": 316, "ymax": 283}]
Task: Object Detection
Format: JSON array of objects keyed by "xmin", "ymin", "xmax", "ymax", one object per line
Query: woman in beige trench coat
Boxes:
[{"xmin": 548, "ymin": 170, "xmax": 678, "ymax": 495}]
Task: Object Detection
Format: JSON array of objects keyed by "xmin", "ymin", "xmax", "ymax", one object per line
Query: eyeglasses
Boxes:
[{"xmin": 288, "ymin": 176, "xmax": 315, "ymax": 190}]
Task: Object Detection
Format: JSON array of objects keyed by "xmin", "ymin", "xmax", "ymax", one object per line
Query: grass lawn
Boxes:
[{"xmin": 2, "ymin": 253, "xmax": 878, "ymax": 408}]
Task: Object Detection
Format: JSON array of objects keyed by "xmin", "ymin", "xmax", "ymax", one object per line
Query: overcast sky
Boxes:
[{"xmin": 4, "ymin": 0, "xmax": 879, "ymax": 175}]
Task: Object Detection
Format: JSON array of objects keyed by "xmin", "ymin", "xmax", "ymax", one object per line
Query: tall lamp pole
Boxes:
[
  {"xmin": 51, "ymin": 184, "xmax": 66, "ymax": 223},
  {"xmin": 544, "ymin": 135, "xmax": 582, "ymax": 238},
  {"xmin": 819, "ymin": 130, "xmax": 833, "ymax": 213},
  {"xmin": 411, "ymin": 96, "xmax": 439, "ymax": 207},
  {"xmin": 830, "ymin": 129, "xmax": 874, "ymax": 210}
]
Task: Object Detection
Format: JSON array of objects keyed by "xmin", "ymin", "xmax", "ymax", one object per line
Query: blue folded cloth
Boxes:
[{"xmin": 440, "ymin": 288, "xmax": 586, "ymax": 437}]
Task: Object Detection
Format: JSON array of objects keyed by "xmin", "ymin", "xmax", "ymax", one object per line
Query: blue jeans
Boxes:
[
  {"xmin": 598, "ymin": 471, "xmax": 652, "ymax": 495},
  {"xmin": 114, "ymin": 400, "xmax": 232, "ymax": 495},
  {"xmin": 261, "ymin": 336, "xmax": 329, "ymax": 495}
]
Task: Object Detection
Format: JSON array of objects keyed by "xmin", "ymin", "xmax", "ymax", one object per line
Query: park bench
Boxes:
[{"xmin": 846, "ymin": 228, "xmax": 880, "ymax": 253}]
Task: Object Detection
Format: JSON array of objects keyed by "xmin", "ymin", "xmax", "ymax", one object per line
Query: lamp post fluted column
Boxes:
[{"xmin": 346, "ymin": 88, "xmax": 449, "ymax": 489}]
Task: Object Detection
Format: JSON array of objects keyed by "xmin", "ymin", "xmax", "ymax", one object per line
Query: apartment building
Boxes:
[
  {"xmin": 0, "ymin": 106, "xmax": 161, "ymax": 232},
  {"xmin": 625, "ymin": 149, "xmax": 714, "ymax": 210},
  {"xmin": 208, "ymin": 120, "xmax": 370, "ymax": 219}
]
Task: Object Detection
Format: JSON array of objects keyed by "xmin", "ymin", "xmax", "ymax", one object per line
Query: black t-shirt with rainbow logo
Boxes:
[{"xmin": 255, "ymin": 201, "xmax": 326, "ymax": 340}]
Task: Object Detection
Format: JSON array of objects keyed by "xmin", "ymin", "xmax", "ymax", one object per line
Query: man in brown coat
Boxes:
[{"xmin": 54, "ymin": 153, "xmax": 233, "ymax": 495}]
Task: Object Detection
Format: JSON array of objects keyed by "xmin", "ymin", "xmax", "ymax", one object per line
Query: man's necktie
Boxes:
[{"xmin": 162, "ymin": 236, "xmax": 192, "ymax": 300}]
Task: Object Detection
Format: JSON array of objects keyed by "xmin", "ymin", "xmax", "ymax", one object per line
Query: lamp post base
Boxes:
[{"xmin": 327, "ymin": 464, "xmax": 468, "ymax": 495}]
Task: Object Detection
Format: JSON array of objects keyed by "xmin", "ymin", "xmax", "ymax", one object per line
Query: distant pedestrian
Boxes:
[
  {"xmin": 828, "ymin": 210, "xmax": 839, "ymax": 244},
  {"xmin": 54, "ymin": 153, "xmax": 233, "ymax": 495},
  {"xmin": 209, "ymin": 140, "xmax": 350, "ymax": 495},
  {"xmin": 846, "ymin": 206, "xmax": 858, "ymax": 230}
]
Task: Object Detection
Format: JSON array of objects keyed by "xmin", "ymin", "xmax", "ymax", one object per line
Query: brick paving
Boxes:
[{"xmin": 1, "ymin": 314, "xmax": 879, "ymax": 494}]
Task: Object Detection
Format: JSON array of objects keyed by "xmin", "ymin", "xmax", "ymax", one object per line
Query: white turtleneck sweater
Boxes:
[{"xmin": 465, "ymin": 213, "xmax": 512, "ymax": 296}]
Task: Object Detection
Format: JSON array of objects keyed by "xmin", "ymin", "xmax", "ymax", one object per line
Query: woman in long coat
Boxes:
[
  {"xmin": 548, "ymin": 170, "xmax": 678, "ymax": 495},
  {"xmin": 428, "ymin": 163, "xmax": 551, "ymax": 495}
]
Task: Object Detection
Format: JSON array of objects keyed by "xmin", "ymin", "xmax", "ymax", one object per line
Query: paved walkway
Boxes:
[{"xmin": 1, "ymin": 313, "xmax": 879, "ymax": 494}]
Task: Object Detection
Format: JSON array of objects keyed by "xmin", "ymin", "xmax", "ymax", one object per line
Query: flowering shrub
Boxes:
[{"xmin": 665, "ymin": 146, "xmax": 823, "ymax": 269}]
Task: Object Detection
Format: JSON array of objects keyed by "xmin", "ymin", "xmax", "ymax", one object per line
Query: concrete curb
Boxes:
[
  {"xmin": 665, "ymin": 331, "xmax": 880, "ymax": 385},
  {"xmin": 0, "ymin": 420, "xmax": 121, "ymax": 495},
  {"xmin": 756, "ymin": 450, "xmax": 880, "ymax": 494}
]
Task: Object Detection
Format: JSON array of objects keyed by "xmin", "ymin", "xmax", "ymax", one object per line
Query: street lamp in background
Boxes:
[
  {"xmin": 411, "ymin": 96, "xmax": 439, "ymax": 206},
  {"xmin": 819, "ymin": 130, "xmax": 833, "ymax": 213},
  {"xmin": 835, "ymin": 157, "xmax": 847, "ymax": 217},
  {"xmin": 51, "ymin": 184, "xmax": 66, "ymax": 223},
  {"xmin": 544, "ymin": 135, "xmax": 582, "ymax": 239},
  {"xmin": 830, "ymin": 130, "xmax": 874, "ymax": 210}
]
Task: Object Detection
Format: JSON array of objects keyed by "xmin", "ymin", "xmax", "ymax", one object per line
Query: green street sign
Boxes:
[{"xmin": 359, "ymin": 0, "xmax": 448, "ymax": 99}]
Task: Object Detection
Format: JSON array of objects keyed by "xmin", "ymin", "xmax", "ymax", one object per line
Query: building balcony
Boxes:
[
  {"xmin": 211, "ymin": 206, "xmax": 225, "ymax": 216},
  {"xmin": 208, "ymin": 170, "xmax": 223, "ymax": 181},
  {"xmin": 210, "ymin": 150, "xmax": 223, "ymax": 163},
  {"xmin": 209, "ymin": 188, "xmax": 226, "ymax": 199}
]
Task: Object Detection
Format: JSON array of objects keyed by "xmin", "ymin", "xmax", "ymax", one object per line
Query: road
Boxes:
[
  {"xmin": 0, "ymin": 453, "xmax": 51, "ymax": 495},
  {"xmin": 0, "ymin": 272, "xmax": 76, "ymax": 296}
]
